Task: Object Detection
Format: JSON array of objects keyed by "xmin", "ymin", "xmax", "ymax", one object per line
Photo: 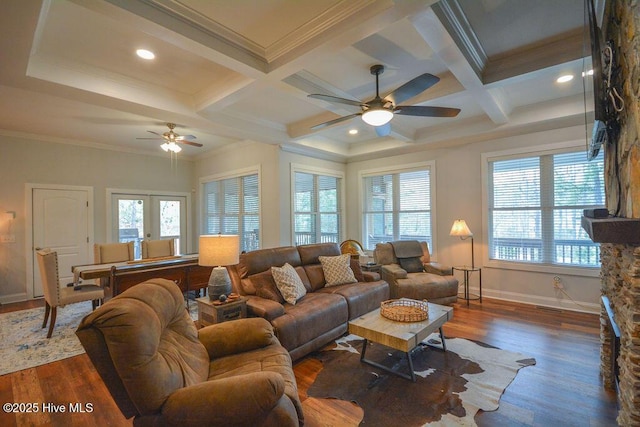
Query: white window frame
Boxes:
[
  {"xmin": 358, "ymin": 161, "xmax": 437, "ymax": 253},
  {"xmin": 290, "ymin": 164, "xmax": 345, "ymax": 246},
  {"xmin": 481, "ymin": 141, "xmax": 602, "ymax": 277},
  {"xmin": 199, "ymin": 166, "xmax": 261, "ymax": 252}
]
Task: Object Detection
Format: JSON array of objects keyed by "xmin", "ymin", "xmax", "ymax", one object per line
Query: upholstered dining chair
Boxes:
[
  {"xmin": 36, "ymin": 249, "xmax": 104, "ymax": 338},
  {"xmin": 94, "ymin": 241, "xmax": 135, "ymax": 264},
  {"xmin": 141, "ymin": 238, "xmax": 176, "ymax": 259},
  {"xmin": 93, "ymin": 242, "xmax": 135, "ymax": 289}
]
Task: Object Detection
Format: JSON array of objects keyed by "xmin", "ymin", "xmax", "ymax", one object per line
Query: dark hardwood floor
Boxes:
[{"xmin": 0, "ymin": 298, "xmax": 618, "ymax": 426}]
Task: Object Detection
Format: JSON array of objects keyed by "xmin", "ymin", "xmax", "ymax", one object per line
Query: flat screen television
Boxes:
[{"xmin": 586, "ymin": 0, "xmax": 609, "ymax": 160}]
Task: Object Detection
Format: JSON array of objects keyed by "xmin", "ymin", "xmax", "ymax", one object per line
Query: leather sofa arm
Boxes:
[
  {"xmin": 363, "ymin": 271, "xmax": 381, "ymax": 282},
  {"xmin": 381, "ymin": 263, "xmax": 408, "ymax": 279},
  {"xmin": 161, "ymin": 371, "xmax": 286, "ymax": 425},
  {"xmin": 199, "ymin": 317, "xmax": 279, "ymax": 359},
  {"xmin": 424, "ymin": 262, "xmax": 453, "ymax": 276},
  {"xmin": 245, "ymin": 295, "xmax": 286, "ymax": 321}
]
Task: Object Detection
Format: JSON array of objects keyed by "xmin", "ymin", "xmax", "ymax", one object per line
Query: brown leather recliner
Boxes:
[
  {"xmin": 374, "ymin": 241, "xmax": 458, "ymax": 305},
  {"xmin": 76, "ymin": 278, "xmax": 303, "ymax": 427}
]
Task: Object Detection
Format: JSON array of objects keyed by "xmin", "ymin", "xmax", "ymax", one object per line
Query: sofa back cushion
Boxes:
[
  {"xmin": 234, "ymin": 246, "xmax": 302, "ymax": 295},
  {"xmin": 374, "ymin": 241, "xmax": 432, "ymax": 268}
]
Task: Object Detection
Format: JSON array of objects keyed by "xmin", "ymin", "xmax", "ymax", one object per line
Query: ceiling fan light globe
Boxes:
[
  {"xmin": 361, "ymin": 108, "xmax": 393, "ymax": 126},
  {"xmin": 161, "ymin": 142, "xmax": 170, "ymax": 152},
  {"xmin": 171, "ymin": 143, "xmax": 182, "ymax": 153}
]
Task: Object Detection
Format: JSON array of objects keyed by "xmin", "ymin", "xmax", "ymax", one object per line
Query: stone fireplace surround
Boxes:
[{"xmin": 581, "ymin": 1, "xmax": 640, "ymax": 425}]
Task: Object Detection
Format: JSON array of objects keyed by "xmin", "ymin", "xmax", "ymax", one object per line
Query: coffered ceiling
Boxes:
[{"xmin": 0, "ymin": 0, "xmax": 592, "ymax": 161}]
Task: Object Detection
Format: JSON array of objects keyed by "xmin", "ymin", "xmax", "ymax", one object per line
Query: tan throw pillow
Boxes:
[
  {"xmin": 271, "ymin": 263, "xmax": 307, "ymax": 305},
  {"xmin": 319, "ymin": 254, "xmax": 357, "ymax": 287}
]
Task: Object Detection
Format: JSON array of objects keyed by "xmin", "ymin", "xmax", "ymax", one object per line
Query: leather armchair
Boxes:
[
  {"xmin": 76, "ymin": 278, "xmax": 303, "ymax": 427},
  {"xmin": 374, "ymin": 241, "xmax": 458, "ymax": 305}
]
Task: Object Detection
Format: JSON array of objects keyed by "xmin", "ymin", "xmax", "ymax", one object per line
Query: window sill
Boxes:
[{"xmin": 484, "ymin": 260, "xmax": 600, "ymax": 277}]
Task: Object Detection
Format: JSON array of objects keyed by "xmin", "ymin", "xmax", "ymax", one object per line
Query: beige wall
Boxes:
[
  {"xmin": 0, "ymin": 135, "xmax": 194, "ymax": 303},
  {"xmin": 2, "ymin": 125, "xmax": 603, "ymax": 312},
  {"xmin": 346, "ymin": 124, "xmax": 601, "ymax": 312}
]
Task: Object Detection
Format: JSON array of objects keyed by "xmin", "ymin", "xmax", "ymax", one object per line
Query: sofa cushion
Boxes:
[
  {"xmin": 350, "ymin": 257, "xmax": 365, "ymax": 282},
  {"xmin": 271, "ymin": 263, "xmax": 307, "ymax": 305},
  {"xmin": 318, "ymin": 280, "xmax": 389, "ymax": 319},
  {"xmin": 271, "ymin": 293, "xmax": 348, "ymax": 352},
  {"xmin": 399, "ymin": 257, "xmax": 424, "ymax": 273},
  {"xmin": 319, "ymin": 254, "xmax": 357, "ymax": 286},
  {"xmin": 396, "ymin": 273, "xmax": 459, "ymax": 300},
  {"xmin": 297, "ymin": 242, "xmax": 341, "ymax": 265},
  {"xmin": 252, "ymin": 271, "xmax": 284, "ymax": 304}
]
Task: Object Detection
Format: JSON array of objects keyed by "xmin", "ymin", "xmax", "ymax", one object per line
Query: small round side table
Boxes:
[{"xmin": 452, "ymin": 265, "xmax": 482, "ymax": 306}]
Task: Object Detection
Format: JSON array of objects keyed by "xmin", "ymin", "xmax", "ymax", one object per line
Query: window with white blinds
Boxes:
[
  {"xmin": 362, "ymin": 168, "xmax": 432, "ymax": 250},
  {"xmin": 488, "ymin": 149, "xmax": 604, "ymax": 267},
  {"xmin": 293, "ymin": 171, "xmax": 341, "ymax": 245},
  {"xmin": 202, "ymin": 173, "xmax": 259, "ymax": 252}
]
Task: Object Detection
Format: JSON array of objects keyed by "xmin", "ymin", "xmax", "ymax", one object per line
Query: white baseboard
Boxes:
[
  {"xmin": 0, "ymin": 292, "xmax": 30, "ymax": 305},
  {"xmin": 472, "ymin": 287, "xmax": 599, "ymax": 314}
]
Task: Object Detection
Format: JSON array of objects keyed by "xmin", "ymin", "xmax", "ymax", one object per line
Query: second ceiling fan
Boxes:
[
  {"xmin": 308, "ymin": 64, "xmax": 460, "ymax": 136},
  {"xmin": 137, "ymin": 123, "xmax": 203, "ymax": 152}
]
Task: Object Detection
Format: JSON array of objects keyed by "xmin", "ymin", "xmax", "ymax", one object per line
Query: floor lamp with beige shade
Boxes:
[
  {"xmin": 198, "ymin": 235, "xmax": 239, "ymax": 301},
  {"xmin": 450, "ymin": 219, "xmax": 474, "ymax": 268}
]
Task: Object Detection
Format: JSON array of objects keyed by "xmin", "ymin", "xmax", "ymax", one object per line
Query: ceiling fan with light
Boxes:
[
  {"xmin": 308, "ymin": 64, "xmax": 460, "ymax": 136},
  {"xmin": 137, "ymin": 122, "xmax": 203, "ymax": 152}
]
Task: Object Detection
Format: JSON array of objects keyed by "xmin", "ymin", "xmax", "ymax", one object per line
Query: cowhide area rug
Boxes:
[{"xmin": 307, "ymin": 334, "xmax": 536, "ymax": 426}]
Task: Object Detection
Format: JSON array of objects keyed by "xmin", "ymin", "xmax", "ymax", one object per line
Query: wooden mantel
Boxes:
[{"xmin": 581, "ymin": 216, "xmax": 640, "ymax": 244}]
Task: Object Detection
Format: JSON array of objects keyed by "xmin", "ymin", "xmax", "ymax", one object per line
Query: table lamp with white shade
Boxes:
[
  {"xmin": 199, "ymin": 234, "xmax": 240, "ymax": 301},
  {"xmin": 450, "ymin": 219, "xmax": 474, "ymax": 268}
]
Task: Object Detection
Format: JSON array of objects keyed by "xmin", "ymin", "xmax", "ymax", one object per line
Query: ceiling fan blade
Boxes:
[
  {"xmin": 375, "ymin": 122, "xmax": 391, "ymax": 137},
  {"xmin": 177, "ymin": 140, "xmax": 203, "ymax": 147},
  {"xmin": 147, "ymin": 130, "xmax": 163, "ymax": 136},
  {"xmin": 175, "ymin": 135, "xmax": 196, "ymax": 141},
  {"xmin": 136, "ymin": 137, "xmax": 163, "ymax": 140},
  {"xmin": 384, "ymin": 73, "xmax": 440, "ymax": 105},
  {"xmin": 394, "ymin": 105, "xmax": 461, "ymax": 118},
  {"xmin": 308, "ymin": 94, "xmax": 364, "ymax": 107},
  {"xmin": 311, "ymin": 113, "xmax": 361, "ymax": 130}
]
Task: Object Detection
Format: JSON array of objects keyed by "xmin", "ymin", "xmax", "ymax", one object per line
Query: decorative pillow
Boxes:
[
  {"xmin": 319, "ymin": 254, "xmax": 357, "ymax": 287},
  {"xmin": 398, "ymin": 257, "xmax": 424, "ymax": 273},
  {"xmin": 271, "ymin": 263, "xmax": 307, "ymax": 305}
]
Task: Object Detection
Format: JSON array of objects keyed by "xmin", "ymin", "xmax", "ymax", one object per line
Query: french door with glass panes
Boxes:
[{"xmin": 110, "ymin": 193, "xmax": 187, "ymax": 258}]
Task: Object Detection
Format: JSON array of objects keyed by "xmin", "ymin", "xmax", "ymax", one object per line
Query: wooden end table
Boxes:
[
  {"xmin": 348, "ymin": 301, "xmax": 453, "ymax": 382},
  {"xmin": 196, "ymin": 296, "xmax": 247, "ymax": 326}
]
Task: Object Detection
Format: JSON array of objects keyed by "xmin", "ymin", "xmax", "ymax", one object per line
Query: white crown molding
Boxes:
[
  {"xmin": 0, "ymin": 129, "xmax": 197, "ymax": 160},
  {"xmin": 431, "ymin": 0, "xmax": 487, "ymax": 80}
]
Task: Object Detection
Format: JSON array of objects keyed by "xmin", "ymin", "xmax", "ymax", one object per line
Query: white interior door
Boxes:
[
  {"xmin": 32, "ymin": 188, "xmax": 91, "ymax": 297},
  {"xmin": 111, "ymin": 193, "xmax": 187, "ymax": 256}
]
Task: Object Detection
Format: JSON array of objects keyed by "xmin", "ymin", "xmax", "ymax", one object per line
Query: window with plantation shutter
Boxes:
[
  {"xmin": 362, "ymin": 166, "xmax": 433, "ymax": 251},
  {"xmin": 202, "ymin": 172, "xmax": 260, "ymax": 252},
  {"xmin": 293, "ymin": 170, "xmax": 341, "ymax": 245},
  {"xmin": 488, "ymin": 148, "xmax": 604, "ymax": 267}
]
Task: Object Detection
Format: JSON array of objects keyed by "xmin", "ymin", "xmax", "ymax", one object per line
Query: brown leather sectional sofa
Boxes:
[{"xmin": 229, "ymin": 242, "xmax": 389, "ymax": 361}]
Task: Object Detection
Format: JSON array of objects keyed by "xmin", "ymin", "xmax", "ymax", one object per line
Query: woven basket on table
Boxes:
[{"xmin": 380, "ymin": 299, "xmax": 429, "ymax": 322}]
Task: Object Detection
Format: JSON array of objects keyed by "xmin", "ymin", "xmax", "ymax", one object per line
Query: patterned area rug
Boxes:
[
  {"xmin": 0, "ymin": 300, "xmax": 198, "ymax": 376},
  {"xmin": 308, "ymin": 334, "xmax": 536, "ymax": 426}
]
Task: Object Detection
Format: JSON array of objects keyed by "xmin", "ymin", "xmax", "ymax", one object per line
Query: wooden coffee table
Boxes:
[{"xmin": 348, "ymin": 301, "xmax": 453, "ymax": 381}]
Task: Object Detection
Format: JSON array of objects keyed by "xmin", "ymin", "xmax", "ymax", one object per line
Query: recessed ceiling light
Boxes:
[
  {"xmin": 136, "ymin": 49, "xmax": 155, "ymax": 60},
  {"xmin": 556, "ymin": 74, "xmax": 574, "ymax": 83},
  {"xmin": 348, "ymin": 129, "xmax": 358, "ymax": 135}
]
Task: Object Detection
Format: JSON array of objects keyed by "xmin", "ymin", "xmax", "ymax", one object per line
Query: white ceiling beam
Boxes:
[{"xmin": 411, "ymin": 8, "xmax": 511, "ymax": 125}]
